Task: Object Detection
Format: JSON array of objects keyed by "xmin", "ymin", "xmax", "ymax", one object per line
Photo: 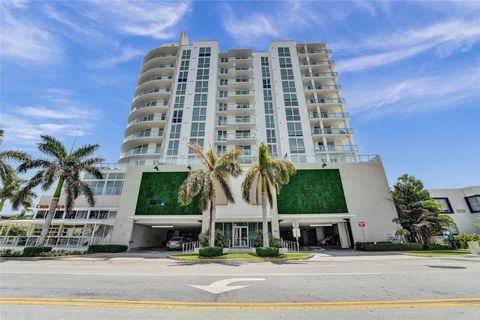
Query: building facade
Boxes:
[
  {"xmin": 1, "ymin": 33, "xmax": 400, "ymax": 251},
  {"xmin": 429, "ymin": 186, "xmax": 480, "ymax": 234}
]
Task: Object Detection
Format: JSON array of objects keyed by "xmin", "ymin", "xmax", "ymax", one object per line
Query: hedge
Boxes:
[
  {"xmin": 256, "ymin": 247, "xmax": 280, "ymax": 257},
  {"xmin": 355, "ymin": 242, "xmax": 452, "ymax": 251},
  {"xmin": 456, "ymin": 233, "xmax": 480, "ymax": 249},
  {"xmin": 87, "ymin": 244, "xmax": 128, "ymax": 253},
  {"xmin": 199, "ymin": 247, "xmax": 223, "ymax": 257},
  {"xmin": 23, "ymin": 246, "xmax": 52, "ymax": 257}
]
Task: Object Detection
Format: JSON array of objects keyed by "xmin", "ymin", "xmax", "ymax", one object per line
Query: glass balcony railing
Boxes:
[
  {"xmin": 139, "ymin": 75, "xmax": 173, "ymax": 85},
  {"xmin": 303, "ymin": 72, "xmax": 338, "ymax": 78},
  {"xmin": 121, "ymin": 148, "xmax": 162, "ymax": 158},
  {"xmin": 305, "ymin": 85, "xmax": 341, "ymax": 91},
  {"xmin": 309, "ymin": 112, "xmax": 349, "ymax": 119},
  {"xmin": 227, "ymin": 118, "xmax": 255, "ymax": 125},
  {"xmin": 312, "ymin": 128, "xmax": 353, "ymax": 135},
  {"xmin": 132, "ymin": 100, "xmax": 169, "ymax": 111},
  {"xmin": 298, "ymin": 49, "xmax": 332, "ymax": 55},
  {"xmin": 124, "ymin": 132, "xmax": 164, "ymax": 142},
  {"xmin": 134, "ymin": 88, "xmax": 171, "ymax": 99},
  {"xmin": 143, "ymin": 52, "xmax": 176, "ymax": 64},
  {"xmin": 141, "ymin": 64, "xmax": 175, "ymax": 74},
  {"xmin": 315, "ymin": 145, "xmax": 358, "ymax": 153},
  {"xmin": 300, "ymin": 60, "xmax": 333, "ymax": 66},
  {"xmin": 308, "ymin": 98, "xmax": 345, "ymax": 104},
  {"xmin": 128, "ymin": 115, "xmax": 166, "ymax": 127}
]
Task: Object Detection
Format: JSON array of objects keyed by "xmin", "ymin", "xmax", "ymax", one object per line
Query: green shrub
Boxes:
[
  {"xmin": 0, "ymin": 249, "xmax": 23, "ymax": 257},
  {"xmin": 256, "ymin": 247, "xmax": 280, "ymax": 257},
  {"xmin": 87, "ymin": 244, "xmax": 128, "ymax": 254},
  {"xmin": 456, "ymin": 233, "xmax": 480, "ymax": 249},
  {"xmin": 199, "ymin": 231, "xmax": 228, "ymax": 248},
  {"xmin": 23, "ymin": 246, "xmax": 52, "ymax": 257},
  {"xmin": 249, "ymin": 231, "xmax": 283, "ymax": 248},
  {"xmin": 199, "ymin": 246, "xmax": 223, "ymax": 257},
  {"xmin": 356, "ymin": 242, "xmax": 451, "ymax": 251}
]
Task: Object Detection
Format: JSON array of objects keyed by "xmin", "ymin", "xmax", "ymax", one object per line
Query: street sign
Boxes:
[
  {"xmin": 358, "ymin": 221, "xmax": 366, "ymax": 228},
  {"xmin": 292, "ymin": 221, "xmax": 299, "ymax": 228}
]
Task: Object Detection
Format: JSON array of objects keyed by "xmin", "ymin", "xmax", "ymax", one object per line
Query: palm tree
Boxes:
[
  {"xmin": 241, "ymin": 143, "xmax": 296, "ymax": 248},
  {"xmin": 179, "ymin": 144, "xmax": 242, "ymax": 247},
  {"xmin": 0, "ymin": 129, "xmax": 30, "ymax": 185},
  {"xmin": 15, "ymin": 135, "xmax": 104, "ymax": 246},
  {"xmin": 0, "ymin": 178, "xmax": 37, "ymax": 213}
]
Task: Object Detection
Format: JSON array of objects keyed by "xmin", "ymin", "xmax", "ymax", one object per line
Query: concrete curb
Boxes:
[{"xmin": 167, "ymin": 253, "xmax": 314, "ymax": 263}]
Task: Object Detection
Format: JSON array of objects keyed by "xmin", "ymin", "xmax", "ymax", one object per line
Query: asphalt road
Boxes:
[{"xmin": 1, "ymin": 252, "xmax": 479, "ymax": 319}]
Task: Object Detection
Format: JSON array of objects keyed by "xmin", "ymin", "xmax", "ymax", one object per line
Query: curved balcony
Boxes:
[
  {"xmin": 121, "ymin": 133, "xmax": 164, "ymax": 150},
  {"xmin": 136, "ymin": 75, "xmax": 174, "ymax": 90},
  {"xmin": 120, "ymin": 147, "xmax": 163, "ymax": 160},
  {"xmin": 300, "ymin": 60, "xmax": 334, "ymax": 67},
  {"xmin": 126, "ymin": 115, "xmax": 167, "ymax": 135},
  {"xmin": 298, "ymin": 49, "xmax": 332, "ymax": 55},
  {"xmin": 142, "ymin": 52, "xmax": 177, "ymax": 70},
  {"xmin": 304, "ymin": 84, "xmax": 341, "ymax": 92},
  {"xmin": 138, "ymin": 65, "xmax": 175, "ymax": 83}
]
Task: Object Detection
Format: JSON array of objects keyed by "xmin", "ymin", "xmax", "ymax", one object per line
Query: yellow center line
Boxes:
[
  {"xmin": 0, "ymin": 300, "xmax": 479, "ymax": 311},
  {"xmin": 1, "ymin": 296, "xmax": 479, "ymax": 306}
]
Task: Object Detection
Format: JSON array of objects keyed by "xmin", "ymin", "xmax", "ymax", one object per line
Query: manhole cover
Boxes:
[{"xmin": 427, "ymin": 265, "xmax": 466, "ymax": 269}]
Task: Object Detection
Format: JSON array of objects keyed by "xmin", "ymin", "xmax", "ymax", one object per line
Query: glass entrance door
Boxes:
[{"xmin": 233, "ymin": 226, "xmax": 249, "ymax": 247}]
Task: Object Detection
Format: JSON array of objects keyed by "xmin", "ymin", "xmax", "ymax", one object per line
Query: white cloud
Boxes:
[
  {"xmin": 90, "ymin": 46, "xmax": 144, "ymax": 68},
  {"xmin": 0, "ymin": 3, "xmax": 63, "ymax": 65},
  {"xmin": 222, "ymin": 7, "xmax": 279, "ymax": 46},
  {"xmin": 86, "ymin": 0, "xmax": 190, "ymax": 39},
  {"xmin": 345, "ymin": 66, "xmax": 480, "ymax": 117},
  {"xmin": 42, "ymin": 3, "xmax": 89, "ymax": 34},
  {"xmin": 335, "ymin": 20, "xmax": 480, "ymax": 72},
  {"xmin": 17, "ymin": 106, "xmax": 98, "ymax": 120}
]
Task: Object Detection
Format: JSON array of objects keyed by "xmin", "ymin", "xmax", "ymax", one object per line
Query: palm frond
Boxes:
[
  {"xmin": 216, "ymin": 148, "xmax": 242, "ymax": 177},
  {"xmin": 17, "ymin": 159, "xmax": 54, "ymax": 173},
  {"xmin": 257, "ymin": 143, "xmax": 271, "ymax": 167},
  {"xmin": 216, "ymin": 174, "xmax": 235, "ymax": 203},
  {"xmin": 265, "ymin": 178, "xmax": 274, "ymax": 208},
  {"xmin": 69, "ymin": 144, "xmax": 101, "ymax": 161},
  {"xmin": 38, "ymin": 135, "xmax": 68, "ymax": 161},
  {"xmin": 64, "ymin": 176, "xmax": 78, "ymax": 214},
  {"xmin": 178, "ymin": 170, "xmax": 207, "ymax": 206},
  {"xmin": 241, "ymin": 167, "xmax": 259, "ymax": 203},
  {"xmin": 0, "ymin": 150, "xmax": 31, "ymax": 162},
  {"xmin": 187, "ymin": 144, "xmax": 213, "ymax": 170},
  {"xmin": 0, "ymin": 162, "xmax": 16, "ymax": 185},
  {"xmin": 77, "ymin": 179, "xmax": 96, "ymax": 207}
]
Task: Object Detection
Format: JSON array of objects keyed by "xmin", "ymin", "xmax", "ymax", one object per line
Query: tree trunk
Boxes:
[
  {"xmin": 36, "ymin": 177, "xmax": 64, "ymax": 246},
  {"xmin": 261, "ymin": 176, "xmax": 269, "ymax": 248},
  {"xmin": 208, "ymin": 197, "xmax": 216, "ymax": 247},
  {"xmin": 0, "ymin": 198, "xmax": 6, "ymax": 213}
]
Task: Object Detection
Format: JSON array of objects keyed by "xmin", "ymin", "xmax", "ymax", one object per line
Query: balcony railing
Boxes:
[
  {"xmin": 227, "ymin": 119, "xmax": 255, "ymax": 125},
  {"xmin": 305, "ymin": 85, "xmax": 341, "ymax": 91},
  {"xmin": 139, "ymin": 75, "xmax": 173, "ymax": 85},
  {"xmin": 128, "ymin": 115, "xmax": 166, "ymax": 127},
  {"xmin": 141, "ymin": 64, "xmax": 175, "ymax": 74},
  {"xmin": 218, "ymin": 91, "xmax": 254, "ymax": 98},
  {"xmin": 144, "ymin": 52, "xmax": 176, "ymax": 64},
  {"xmin": 312, "ymin": 128, "xmax": 353, "ymax": 135},
  {"xmin": 300, "ymin": 60, "xmax": 333, "ymax": 66},
  {"xmin": 298, "ymin": 49, "xmax": 332, "ymax": 54},
  {"xmin": 134, "ymin": 88, "xmax": 171, "ymax": 99},
  {"xmin": 132, "ymin": 100, "xmax": 169, "ymax": 112},
  {"xmin": 121, "ymin": 148, "xmax": 162, "ymax": 158},
  {"xmin": 124, "ymin": 132, "xmax": 164, "ymax": 142},
  {"xmin": 309, "ymin": 112, "xmax": 349, "ymax": 119},
  {"xmin": 315, "ymin": 145, "xmax": 358, "ymax": 153},
  {"xmin": 308, "ymin": 98, "xmax": 345, "ymax": 104},
  {"xmin": 303, "ymin": 72, "xmax": 338, "ymax": 78}
]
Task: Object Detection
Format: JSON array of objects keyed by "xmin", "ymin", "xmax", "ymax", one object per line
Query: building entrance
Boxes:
[{"xmin": 232, "ymin": 225, "xmax": 249, "ymax": 247}]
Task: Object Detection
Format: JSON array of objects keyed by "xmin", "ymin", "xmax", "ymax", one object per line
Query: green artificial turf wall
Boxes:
[
  {"xmin": 135, "ymin": 172, "xmax": 201, "ymax": 215},
  {"xmin": 277, "ymin": 169, "xmax": 348, "ymax": 214}
]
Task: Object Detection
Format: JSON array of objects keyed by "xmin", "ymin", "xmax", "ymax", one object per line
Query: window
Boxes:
[
  {"xmin": 199, "ymin": 47, "xmax": 211, "ymax": 57},
  {"xmin": 195, "ymin": 81, "xmax": 209, "ymax": 93},
  {"xmin": 181, "ymin": 50, "xmax": 191, "ymax": 59},
  {"xmin": 217, "ymin": 130, "xmax": 227, "ymax": 141},
  {"xmin": 289, "ymin": 138, "xmax": 305, "ymax": 154},
  {"xmin": 287, "ymin": 122, "xmax": 303, "ymax": 137},
  {"xmin": 169, "ymin": 124, "xmax": 181, "ymax": 139},
  {"xmin": 190, "ymin": 122, "xmax": 205, "ymax": 137},
  {"xmin": 465, "ymin": 195, "xmax": 480, "ymax": 213},
  {"xmin": 89, "ymin": 210, "xmax": 109, "ymax": 219},
  {"xmin": 176, "ymin": 83, "xmax": 187, "ymax": 94},
  {"xmin": 167, "ymin": 140, "xmax": 179, "ymax": 156},
  {"xmin": 197, "ymin": 57, "xmax": 210, "ymax": 68},
  {"xmin": 433, "ymin": 197, "xmax": 454, "ymax": 213},
  {"xmin": 178, "ymin": 71, "xmax": 188, "ymax": 82},
  {"xmin": 220, "ymin": 79, "xmax": 228, "ymax": 86},
  {"xmin": 285, "ymin": 108, "xmax": 301, "ymax": 121},
  {"xmin": 193, "ymin": 94, "xmax": 208, "ymax": 106},
  {"xmin": 192, "ymin": 108, "xmax": 206, "ymax": 121},
  {"xmin": 196, "ymin": 69, "xmax": 209, "ymax": 80},
  {"xmin": 35, "ymin": 210, "xmax": 47, "ymax": 219},
  {"xmin": 179, "ymin": 60, "xmax": 189, "ymax": 71},
  {"xmin": 172, "ymin": 110, "xmax": 183, "ymax": 123},
  {"xmin": 54, "ymin": 211, "xmax": 64, "ymax": 219},
  {"xmin": 217, "ymin": 145, "xmax": 226, "ymax": 155},
  {"xmin": 174, "ymin": 96, "xmax": 185, "ymax": 109},
  {"xmin": 75, "ymin": 210, "xmax": 88, "ymax": 219}
]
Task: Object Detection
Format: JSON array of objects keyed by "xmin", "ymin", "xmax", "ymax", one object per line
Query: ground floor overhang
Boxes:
[{"xmin": 278, "ymin": 214, "xmax": 355, "ymax": 227}]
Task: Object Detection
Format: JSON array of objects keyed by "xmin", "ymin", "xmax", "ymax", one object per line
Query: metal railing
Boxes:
[
  {"xmin": 300, "ymin": 60, "xmax": 333, "ymax": 66},
  {"xmin": 139, "ymin": 76, "xmax": 173, "ymax": 85},
  {"xmin": 305, "ymin": 85, "xmax": 341, "ymax": 91},
  {"xmin": 134, "ymin": 88, "xmax": 171, "ymax": 99},
  {"xmin": 315, "ymin": 145, "xmax": 358, "ymax": 152},
  {"xmin": 0, "ymin": 236, "xmax": 108, "ymax": 248},
  {"xmin": 141, "ymin": 64, "xmax": 175, "ymax": 74},
  {"xmin": 128, "ymin": 115, "xmax": 166, "ymax": 127},
  {"xmin": 298, "ymin": 49, "xmax": 332, "ymax": 54},
  {"xmin": 303, "ymin": 72, "xmax": 338, "ymax": 78},
  {"xmin": 309, "ymin": 98, "xmax": 345, "ymax": 104},
  {"xmin": 310, "ymin": 112, "xmax": 349, "ymax": 119},
  {"xmin": 283, "ymin": 240, "xmax": 299, "ymax": 252},
  {"xmin": 121, "ymin": 148, "xmax": 162, "ymax": 158},
  {"xmin": 132, "ymin": 100, "xmax": 169, "ymax": 112},
  {"xmin": 143, "ymin": 52, "xmax": 176, "ymax": 64},
  {"xmin": 182, "ymin": 241, "xmax": 199, "ymax": 253}
]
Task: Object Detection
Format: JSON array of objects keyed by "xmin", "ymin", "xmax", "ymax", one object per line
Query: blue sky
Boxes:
[{"xmin": 1, "ymin": 0, "xmax": 479, "ymax": 190}]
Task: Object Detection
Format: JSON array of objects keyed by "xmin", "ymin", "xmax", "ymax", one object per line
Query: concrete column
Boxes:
[
  {"xmin": 337, "ymin": 222, "xmax": 351, "ymax": 248},
  {"xmin": 315, "ymin": 227, "xmax": 325, "ymax": 245}
]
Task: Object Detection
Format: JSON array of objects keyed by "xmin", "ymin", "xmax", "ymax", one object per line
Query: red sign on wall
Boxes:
[{"xmin": 358, "ymin": 221, "xmax": 366, "ymax": 228}]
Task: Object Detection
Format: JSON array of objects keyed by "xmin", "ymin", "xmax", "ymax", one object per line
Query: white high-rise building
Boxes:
[{"xmin": 119, "ymin": 32, "xmax": 356, "ymax": 167}]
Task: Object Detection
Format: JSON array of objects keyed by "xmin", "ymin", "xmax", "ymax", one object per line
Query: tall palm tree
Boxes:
[
  {"xmin": 0, "ymin": 129, "xmax": 31, "ymax": 185},
  {"xmin": 179, "ymin": 144, "xmax": 242, "ymax": 247},
  {"xmin": 241, "ymin": 143, "xmax": 296, "ymax": 248},
  {"xmin": 15, "ymin": 135, "xmax": 104, "ymax": 246},
  {"xmin": 0, "ymin": 178, "xmax": 37, "ymax": 213}
]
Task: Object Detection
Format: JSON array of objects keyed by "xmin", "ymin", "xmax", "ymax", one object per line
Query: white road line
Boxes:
[{"xmin": 0, "ymin": 272, "xmax": 381, "ymax": 277}]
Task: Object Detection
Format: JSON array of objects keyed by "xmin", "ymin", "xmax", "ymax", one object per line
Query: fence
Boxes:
[
  {"xmin": 0, "ymin": 236, "xmax": 108, "ymax": 249},
  {"xmin": 283, "ymin": 239, "xmax": 299, "ymax": 252},
  {"xmin": 181, "ymin": 241, "xmax": 199, "ymax": 253}
]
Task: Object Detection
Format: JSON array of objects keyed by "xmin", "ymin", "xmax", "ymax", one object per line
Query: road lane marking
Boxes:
[
  {"xmin": 189, "ymin": 278, "xmax": 265, "ymax": 294},
  {"xmin": 1, "ymin": 300, "xmax": 479, "ymax": 310},
  {"xmin": 0, "ymin": 271, "xmax": 382, "ymax": 277},
  {"xmin": 1, "ymin": 297, "xmax": 479, "ymax": 311}
]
